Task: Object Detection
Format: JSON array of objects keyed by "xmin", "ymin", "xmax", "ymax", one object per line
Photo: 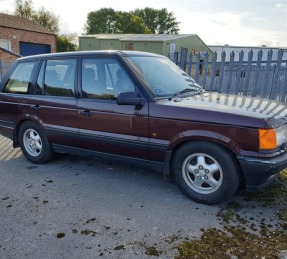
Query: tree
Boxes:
[
  {"xmin": 84, "ymin": 8, "xmax": 151, "ymax": 34},
  {"xmin": 115, "ymin": 12, "xmax": 151, "ymax": 34},
  {"xmin": 13, "ymin": 0, "xmax": 78, "ymax": 52},
  {"xmin": 84, "ymin": 8, "xmax": 117, "ymax": 34},
  {"xmin": 14, "ymin": 0, "xmax": 33, "ymax": 19},
  {"xmin": 57, "ymin": 34, "xmax": 78, "ymax": 52},
  {"xmin": 14, "ymin": 0, "xmax": 59, "ymax": 34},
  {"xmin": 33, "ymin": 8, "xmax": 59, "ymax": 34},
  {"xmin": 133, "ymin": 7, "xmax": 180, "ymax": 34}
]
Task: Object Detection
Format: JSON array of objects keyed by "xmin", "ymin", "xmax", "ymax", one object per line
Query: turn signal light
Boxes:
[{"xmin": 259, "ymin": 129, "xmax": 277, "ymax": 150}]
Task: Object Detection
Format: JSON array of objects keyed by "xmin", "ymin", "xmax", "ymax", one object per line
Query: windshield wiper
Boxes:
[{"xmin": 169, "ymin": 87, "xmax": 202, "ymax": 100}]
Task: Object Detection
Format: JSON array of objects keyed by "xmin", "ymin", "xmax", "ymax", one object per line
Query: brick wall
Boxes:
[
  {"xmin": 0, "ymin": 26, "xmax": 56, "ymax": 55},
  {"xmin": 0, "ymin": 49, "xmax": 18, "ymax": 62}
]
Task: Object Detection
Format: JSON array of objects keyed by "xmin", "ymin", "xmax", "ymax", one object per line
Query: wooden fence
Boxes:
[{"xmin": 171, "ymin": 49, "xmax": 287, "ymax": 103}]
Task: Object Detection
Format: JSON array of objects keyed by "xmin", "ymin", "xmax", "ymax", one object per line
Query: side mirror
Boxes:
[{"xmin": 117, "ymin": 92, "xmax": 146, "ymax": 108}]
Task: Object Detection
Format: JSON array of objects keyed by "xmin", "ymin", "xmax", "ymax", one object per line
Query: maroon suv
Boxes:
[{"xmin": 0, "ymin": 51, "xmax": 287, "ymax": 204}]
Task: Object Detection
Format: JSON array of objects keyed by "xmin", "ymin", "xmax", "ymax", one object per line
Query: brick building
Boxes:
[{"xmin": 0, "ymin": 12, "xmax": 56, "ymax": 65}]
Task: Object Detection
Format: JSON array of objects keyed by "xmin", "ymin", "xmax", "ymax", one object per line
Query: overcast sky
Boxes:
[{"xmin": 1, "ymin": 0, "xmax": 286, "ymax": 47}]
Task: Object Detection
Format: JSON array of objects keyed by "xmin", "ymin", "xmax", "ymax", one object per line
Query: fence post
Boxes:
[
  {"xmin": 209, "ymin": 51, "xmax": 217, "ymax": 91},
  {"xmin": 187, "ymin": 53, "xmax": 193, "ymax": 76},
  {"xmin": 252, "ymin": 50, "xmax": 263, "ymax": 97},
  {"xmin": 242, "ymin": 50, "xmax": 253, "ymax": 96},
  {"xmin": 202, "ymin": 52, "xmax": 209, "ymax": 88},
  {"xmin": 218, "ymin": 51, "xmax": 226, "ymax": 93},
  {"xmin": 226, "ymin": 51, "xmax": 235, "ymax": 94},
  {"xmin": 262, "ymin": 49, "xmax": 273, "ymax": 98},
  {"xmin": 270, "ymin": 49, "xmax": 283, "ymax": 100},
  {"xmin": 195, "ymin": 53, "xmax": 201, "ymax": 82},
  {"xmin": 234, "ymin": 51, "xmax": 244, "ymax": 94},
  {"xmin": 278, "ymin": 49, "xmax": 287, "ymax": 102},
  {"xmin": 179, "ymin": 48, "xmax": 187, "ymax": 70},
  {"xmin": 280, "ymin": 65, "xmax": 287, "ymax": 102}
]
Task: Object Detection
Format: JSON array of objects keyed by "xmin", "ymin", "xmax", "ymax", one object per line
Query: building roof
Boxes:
[
  {"xmin": 80, "ymin": 34, "xmax": 197, "ymax": 42},
  {"xmin": 0, "ymin": 12, "xmax": 55, "ymax": 35}
]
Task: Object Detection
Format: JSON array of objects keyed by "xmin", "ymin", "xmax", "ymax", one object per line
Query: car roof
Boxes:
[{"xmin": 16, "ymin": 50, "xmax": 164, "ymax": 61}]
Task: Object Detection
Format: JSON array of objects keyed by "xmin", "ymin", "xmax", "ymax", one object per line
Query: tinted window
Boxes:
[
  {"xmin": 4, "ymin": 62, "xmax": 35, "ymax": 94},
  {"xmin": 82, "ymin": 58, "xmax": 135, "ymax": 100},
  {"xmin": 39, "ymin": 59, "xmax": 76, "ymax": 97}
]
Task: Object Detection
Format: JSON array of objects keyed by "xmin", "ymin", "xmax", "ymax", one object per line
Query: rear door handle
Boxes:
[{"xmin": 79, "ymin": 110, "xmax": 93, "ymax": 117}]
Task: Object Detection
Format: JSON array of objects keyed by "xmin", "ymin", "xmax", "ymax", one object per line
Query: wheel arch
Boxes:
[
  {"xmin": 13, "ymin": 117, "xmax": 44, "ymax": 147},
  {"xmin": 165, "ymin": 133, "xmax": 245, "ymax": 186}
]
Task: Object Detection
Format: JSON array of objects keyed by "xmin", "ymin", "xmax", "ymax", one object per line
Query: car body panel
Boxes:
[
  {"xmin": 29, "ymin": 96, "xmax": 79, "ymax": 147},
  {"xmin": 77, "ymin": 99, "xmax": 149, "ymax": 159}
]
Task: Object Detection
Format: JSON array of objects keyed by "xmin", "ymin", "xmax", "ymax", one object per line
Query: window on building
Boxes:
[
  {"xmin": 125, "ymin": 43, "xmax": 134, "ymax": 50},
  {"xmin": 0, "ymin": 39, "xmax": 11, "ymax": 51}
]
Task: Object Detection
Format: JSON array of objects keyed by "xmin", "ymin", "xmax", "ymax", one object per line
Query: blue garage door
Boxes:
[{"xmin": 20, "ymin": 42, "xmax": 51, "ymax": 56}]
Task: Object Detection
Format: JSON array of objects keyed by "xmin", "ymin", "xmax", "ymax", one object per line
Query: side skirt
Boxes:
[{"xmin": 52, "ymin": 144, "xmax": 165, "ymax": 174}]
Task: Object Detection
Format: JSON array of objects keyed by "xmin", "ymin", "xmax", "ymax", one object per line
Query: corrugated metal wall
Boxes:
[
  {"xmin": 121, "ymin": 41, "xmax": 163, "ymax": 54},
  {"xmin": 79, "ymin": 35, "xmax": 212, "ymax": 58}
]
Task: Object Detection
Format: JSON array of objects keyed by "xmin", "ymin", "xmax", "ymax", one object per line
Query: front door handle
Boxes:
[
  {"xmin": 30, "ymin": 105, "xmax": 41, "ymax": 111},
  {"xmin": 79, "ymin": 110, "xmax": 93, "ymax": 117}
]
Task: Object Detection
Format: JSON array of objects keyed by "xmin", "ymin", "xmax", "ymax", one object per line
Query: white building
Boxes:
[{"xmin": 208, "ymin": 45, "xmax": 287, "ymax": 62}]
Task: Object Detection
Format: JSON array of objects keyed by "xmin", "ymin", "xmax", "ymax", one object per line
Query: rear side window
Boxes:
[
  {"xmin": 36, "ymin": 59, "xmax": 76, "ymax": 97},
  {"xmin": 4, "ymin": 62, "xmax": 36, "ymax": 94}
]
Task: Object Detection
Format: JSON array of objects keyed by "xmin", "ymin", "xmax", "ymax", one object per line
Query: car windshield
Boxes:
[{"xmin": 127, "ymin": 55, "xmax": 202, "ymax": 97}]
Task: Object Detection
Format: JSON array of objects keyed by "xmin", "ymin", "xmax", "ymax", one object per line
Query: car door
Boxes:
[
  {"xmin": 29, "ymin": 58, "xmax": 79, "ymax": 148},
  {"xmin": 0, "ymin": 61, "xmax": 38, "ymax": 139},
  {"xmin": 77, "ymin": 57, "xmax": 149, "ymax": 160}
]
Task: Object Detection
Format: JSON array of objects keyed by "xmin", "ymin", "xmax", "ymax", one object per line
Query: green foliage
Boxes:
[
  {"xmin": 14, "ymin": 0, "xmax": 78, "ymax": 52},
  {"xmin": 133, "ymin": 7, "xmax": 180, "ymax": 34},
  {"xmin": 13, "ymin": 0, "xmax": 59, "ymax": 34},
  {"xmin": 115, "ymin": 12, "xmax": 151, "ymax": 34},
  {"xmin": 32, "ymin": 7, "xmax": 59, "ymax": 34},
  {"xmin": 57, "ymin": 34, "xmax": 78, "ymax": 52},
  {"xmin": 14, "ymin": 0, "xmax": 33, "ymax": 18},
  {"xmin": 84, "ymin": 9, "xmax": 151, "ymax": 34},
  {"xmin": 84, "ymin": 7, "xmax": 179, "ymax": 35},
  {"xmin": 84, "ymin": 8, "xmax": 117, "ymax": 34}
]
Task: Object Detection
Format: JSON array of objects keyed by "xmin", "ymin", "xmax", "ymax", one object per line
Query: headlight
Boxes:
[
  {"xmin": 259, "ymin": 125, "xmax": 287, "ymax": 150},
  {"xmin": 275, "ymin": 125, "xmax": 287, "ymax": 147}
]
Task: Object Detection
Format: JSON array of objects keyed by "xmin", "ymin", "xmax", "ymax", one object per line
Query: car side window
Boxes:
[
  {"xmin": 4, "ymin": 62, "xmax": 36, "ymax": 94},
  {"xmin": 81, "ymin": 58, "xmax": 135, "ymax": 100},
  {"xmin": 36, "ymin": 59, "xmax": 76, "ymax": 97}
]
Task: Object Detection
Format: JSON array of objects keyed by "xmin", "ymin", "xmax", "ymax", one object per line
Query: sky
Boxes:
[{"xmin": 0, "ymin": 0, "xmax": 287, "ymax": 47}]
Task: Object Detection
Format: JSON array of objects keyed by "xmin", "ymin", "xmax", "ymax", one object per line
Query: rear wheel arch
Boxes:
[
  {"xmin": 13, "ymin": 118, "xmax": 44, "ymax": 146},
  {"xmin": 18, "ymin": 120, "xmax": 54, "ymax": 164}
]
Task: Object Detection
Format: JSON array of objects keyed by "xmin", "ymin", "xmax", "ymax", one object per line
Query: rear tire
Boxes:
[
  {"xmin": 172, "ymin": 141, "xmax": 240, "ymax": 204},
  {"xmin": 19, "ymin": 121, "xmax": 54, "ymax": 164}
]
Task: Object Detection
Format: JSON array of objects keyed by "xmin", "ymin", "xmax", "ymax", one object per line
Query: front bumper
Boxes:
[{"xmin": 237, "ymin": 152, "xmax": 287, "ymax": 192}]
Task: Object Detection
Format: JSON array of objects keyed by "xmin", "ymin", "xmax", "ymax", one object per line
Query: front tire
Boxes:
[
  {"xmin": 172, "ymin": 141, "xmax": 240, "ymax": 204},
  {"xmin": 19, "ymin": 121, "xmax": 54, "ymax": 164}
]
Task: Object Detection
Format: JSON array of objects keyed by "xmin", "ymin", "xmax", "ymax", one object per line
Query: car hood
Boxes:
[{"xmin": 154, "ymin": 92, "xmax": 287, "ymax": 128}]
